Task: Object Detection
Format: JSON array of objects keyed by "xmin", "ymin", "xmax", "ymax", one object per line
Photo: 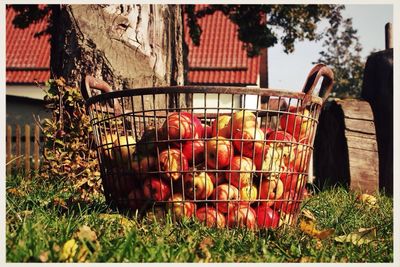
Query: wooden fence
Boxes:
[{"xmin": 6, "ymin": 124, "xmax": 43, "ymax": 175}]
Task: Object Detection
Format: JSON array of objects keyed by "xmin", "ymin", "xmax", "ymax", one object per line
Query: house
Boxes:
[{"xmin": 6, "ymin": 7, "xmax": 51, "ymax": 126}]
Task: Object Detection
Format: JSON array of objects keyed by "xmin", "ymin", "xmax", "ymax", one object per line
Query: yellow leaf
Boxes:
[
  {"xmin": 357, "ymin": 194, "xmax": 378, "ymax": 208},
  {"xmin": 299, "ymin": 219, "xmax": 334, "ymax": 240},
  {"xmin": 334, "ymin": 227, "xmax": 377, "ymax": 246},
  {"xmin": 60, "ymin": 239, "xmax": 78, "ymax": 262},
  {"xmin": 39, "ymin": 251, "xmax": 49, "ymax": 262},
  {"xmin": 75, "ymin": 225, "xmax": 97, "ymax": 242}
]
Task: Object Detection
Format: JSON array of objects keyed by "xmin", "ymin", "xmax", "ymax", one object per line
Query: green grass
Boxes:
[{"xmin": 6, "ymin": 173, "xmax": 393, "ymax": 263}]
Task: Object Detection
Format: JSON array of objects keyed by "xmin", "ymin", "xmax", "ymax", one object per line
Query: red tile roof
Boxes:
[
  {"xmin": 185, "ymin": 6, "xmax": 260, "ymax": 85},
  {"xmin": 6, "ymin": 6, "xmax": 50, "ymax": 84}
]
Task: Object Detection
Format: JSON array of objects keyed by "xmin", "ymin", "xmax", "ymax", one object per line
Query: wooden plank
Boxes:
[
  {"xmin": 345, "ymin": 130, "xmax": 376, "ymax": 140},
  {"xmin": 16, "ymin": 125, "xmax": 21, "ymax": 169},
  {"xmin": 25, "ymin": 124, "xmax": 31, "ymax": 174},
  {"xmin": 348, "ymin": 147, "xmax": 379, "ymax": 193},
  {"xmin": 344, "ymin": 117, "xmax": 376, "ymax": 135},
  {"xmin": 34, "ymin": 125, "xmax": 40, "ymax": 171},
  {"xmin": 6, "ymin": 125, "xmax": 12, "ymax": 175},
  {"xmin": 338, "ymin": 99, "xmax": 374, "ymax": 120},
  {"xmin": 345, "ymin": 134, "xmax": 378, "ymax": 152}
]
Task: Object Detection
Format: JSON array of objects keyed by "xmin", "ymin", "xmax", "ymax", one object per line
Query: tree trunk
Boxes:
[{"xmin": 51, "ymin": 4, "xmax": 185, "ymax": 91}]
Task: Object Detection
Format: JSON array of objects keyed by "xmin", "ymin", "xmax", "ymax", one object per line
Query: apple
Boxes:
[
  {"xmin": 143, "ymin": 177, "xmax": 171, "ymax": 201},
  {"xmin": 203, "ymin": 123, "xmax": 213, "ymax": 138},
  {"xmin": 212, "ymin": 184, "xmax": 240, "ymax": 213},
  {"xmin": 184, "ymin": 170, "xmax": 214, "ymax": 200},
  {"xmin": 291, "ymin": 138, "xmax": 311, "ymax": 172},
  {"xmin": 131, "ymin": 154, "xmax": 157, "ymax": 179},
  {"xmin": 211, "ymin": 115, "xmax": 232, "ymax": 138},
  {"xmin": 196, "ymin": 206, "xmax": 226, "ymax": 228},
  {"xmin": 258, "ymin": 178, "xmax": 284, "ymax": 207},
  {"xmin": 182, "ymin": 140, "xmax": 205, "ymax": 166},
  {"xmin": 274, "ymin": 189, "xmax": 301, "ymax": 214},
  {"xmin": 231, "ymin": 110, "xmax": 257, "ymax": 131},
  {"xmin": 113, "ymin": 135, "xmax": 136, "ymax": 164},
  {"xmin": 101, "ymin": 133, "xmax": 118, "ymax": 161},
  {"xmin": 266, "ymin": 131, "xmax": 296, "ymax": 167},
  {"xmin": 255, "ymin": 205, "xmax": 280, "ymax": 229},
  {"xmin": 280, "ymin": 106, "xmax": 313, "ymax": 141},
  {"xmin": 167, "ymin": 193, "xmax": 196, "ymax": 220},
  {"xmin": 227, "ymin": 156, "xmax": 256, "ymax": 189},
  {"xmin": 136, "ymin": 126, "xmax": 158, "ymax": 156},
  {"xmin": 127, "ymin": 188, "xmax": 145, "ymax": 210},
  {"xmin": 227, "ymin": 206, "xmax": 257, "ymax": 229},
  {"xmin": 158, "ymin": 148, "xmax": 189, "ymax": 181},
  {"xmin": 233, "ymin": 126, "xmax": 266, "ymax": 158},
  {"xmin": 239, "ymin": 185, "xmax": 258, "ymax": 206},
  {"xmin": 280, "ymin": 171, "xmax": 306, "ymax": 193},
  {"xmin": 161, "ymin": 112, "xmax": 202, "ymax": 141},
  {"xmin": 205, "ymin": 137, "xmax": 233, "ymax": 169},
  {"xmin": 259, "ymin": 147, "xmax": 287, "ymax": 180}
]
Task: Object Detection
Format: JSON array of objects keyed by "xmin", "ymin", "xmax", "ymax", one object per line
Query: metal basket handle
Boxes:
[
  {"xmin": 82, "ymin": 75, "xmax": 122, "ymax": 115},
  {"xmin": 301, "ymin": 64, "xmax": 334, "ymax": 108}
]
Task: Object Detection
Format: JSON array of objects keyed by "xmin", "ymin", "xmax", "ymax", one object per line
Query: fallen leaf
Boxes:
[
  {"xmin": 357, "ymin": 194, "xmax": 378, "ymax": 208},
  {"xmin": 301, "ymin": 209, "xmax": 317, "ymax": 221},
  {"xmin": 7, "ymin": 188, "xmax": 25, "ymax": 197},
  {"xmin": 60, "ymin": 239, "xmax": 78, "ymax": 262},
  {"xmin": 53, "ymin": 197, "xmax": 68, "ymax": 210},
  {"xmin": 334, "ymin": 227, "xmax": 377, "ymax": 246},
  {"xmin": 299, "ymin": 219, "xmax": 334, "ymax": 240},
  {"xmin": 198, "ymin": 237, "xmax": 214, "ymax": 262},
  {"xmin": 39, "ymin": 251, "xmax": 49, "ymax": 262},
  {"xmin": 75, "ymin": 225, "xmax": 97, "ymax": 242}
]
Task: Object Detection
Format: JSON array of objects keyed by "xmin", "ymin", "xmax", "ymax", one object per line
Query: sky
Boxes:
[{"xmin": 268, "ymin": 4, "xmax": 393, "ymax": 92}]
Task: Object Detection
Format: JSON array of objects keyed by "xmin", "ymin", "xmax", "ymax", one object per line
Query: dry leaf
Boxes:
[
  {"xmin": 7, "ymin": 188, "xmax": 25, "ymax": 197},
  {"xmin": 60, "ymin": 239, "xmax": 78, "ymax": 262},
  {"xmin": 39, "ymin": 251, "xmax": 49, "ymax": 262},
  {"xmin": 75, "ymin": 225, "xmax": 97, "ymax": 242},
  {"xmin": 357, "ymin": 194, "xmax": 378, "ymax": 208},
  {"xmin": 53, "ymin": 197, "xmax": 68, "ymax": 210},
  {"xmin": 334, "ymin": 227, "xmax": 377, "ymax": 246},
  {"xmin": 299, "ymin": 219, "xmax": 334, "ymax": 240},
  {"xmin": 301, "ymin": 209, "xmax": 317, "ymax": 221},
  {"xmin": 198, "ymin": 237, "xmax": 214, "ymax": 262}
]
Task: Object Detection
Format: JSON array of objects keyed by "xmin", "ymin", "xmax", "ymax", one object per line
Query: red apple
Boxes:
[
  {"xmin": 184, "ymin": 170, "xmax": 214, "ymax": 200},
  {"xmin": 274, "ymin": 189, "xmax": 301, "ymax": 214},
  {"xmin": 136, "ymin": 126, "xmax": 158, "ymax": 156},
  {"xmin": 231, "ymin": 110, "xmax": 257, "ymax": 131},
  {"xmin": 127, "ymin": 188, "xmax": 145, "ymax": 210},
  {"xmin": 182, "ymin": 140, "xmax": 205, "ymax": 166},
  {"xmin": 280, "ymin": 106, "xmax": 313, "ymax": 141},
  {"xmin": 291, "ymin": 139, "xmax": 311, "ymax": 172},
  {"xmin": 212, "ymin": 184, "xmax": 240, "ymax": 213},
  {"xmin": 280, "ymin": 171, "xmax": 306, "ymax": 193},
  {"xmin": 205, "ymin": 137, "xmax": 233, "ymax": 169},
  {"xmin": 158, "ymin": 148, "xmax": 189, "ymax": 181},
  {"xmin": 167, "ymin": 193, "xmax": 196, "ymax": 220},
  {"xmin": 255, "ymin": 205, "xmax": 280, "ymax": 229},
  {"xmin": 131, "ymin": 154, "xmax": 157, "ymax": 179},
  {"xmin": 161, "ymin": 112, "xmax": 202, "ymax": 141},
  {"xmin": 143, "ymin": 177, "xmax": 171, "ymax": 201},
  {"xmin": 259, "ymin": 147, "xmax": 287, "ymax": 180},
  {"xmin": 211, "ymin": 115, "xmax": 232, "ymax": 138},
  {"xmin": 227, "ymin": 206, "xmax": 257, "ymax": 229},
  {"xmin": 226, "ymin": 156, "xmax": 255, "ymax": 189},
  {"xmin": 266, "ymin": 131, "xmax": 296, "ymax": 167},
  {"xmin": 258, "ymin": 178, "xmax": 284, "ymax": 207},
  {"xmin": 233, "ymin": 126, "xmax": 266, "ymax": 158},
  {"xmin": 196, "ymin": 206, "xmax": 226, "ymax": 228},
  {"xmin": 203, "ymin": 123, "xmax": 213, "ymax": 138}
]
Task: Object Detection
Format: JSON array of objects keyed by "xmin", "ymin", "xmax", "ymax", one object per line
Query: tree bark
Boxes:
[{"xmin": 51, "ymin": 4, "xmax": 185, "ymax": 91}]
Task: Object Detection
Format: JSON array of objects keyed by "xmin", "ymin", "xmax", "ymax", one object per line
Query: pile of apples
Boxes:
[{"xmin": 100, "ymin": 107, "xmax": 315, "ymax": 229}]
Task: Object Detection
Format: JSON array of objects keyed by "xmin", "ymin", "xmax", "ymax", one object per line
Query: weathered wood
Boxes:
[
  {"xmin": 6, "ymin": 125, "xmax": 12, "ymax": 175},
  {"xmin": 385, "ymin": 22, "xmax": 392, "ymax": 49},
  {"xmin": 25, "ymin": 124, "xmax": 31, "ymax": 174},
  {"xmin": 16, "ymin": 124, "xmax": 21, "ymax": 169},
  {"xmin": 34, "ymin": 125, "xmax": 40, "ymax": 171},
  {"xmin": 314, "ymin": 99, "xmax": 379, "ymax": 193},
  {"xmin": 361, "ymin": 48, "xmax": 393, "ymax": 195}
]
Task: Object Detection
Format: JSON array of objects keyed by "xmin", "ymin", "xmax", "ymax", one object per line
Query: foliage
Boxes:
[
  {"xmin": 185, "ymin": 4, "xmax": 345, "ymax": 56},
  {"xmin": 40, "ymin": 78, "xmax": 102, "ymax": 201},
  {"xmin": 313, "ymin": 15, "xmax": 365, "ymax": 98},
  {"xmin": 7, "ymin": 174, "xmax": 393, "ymax": 262}
]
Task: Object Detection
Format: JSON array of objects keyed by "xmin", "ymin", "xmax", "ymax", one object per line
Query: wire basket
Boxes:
[{"xmin": 82, "ymin": 64, "xmax": 333, "ymax": 229}]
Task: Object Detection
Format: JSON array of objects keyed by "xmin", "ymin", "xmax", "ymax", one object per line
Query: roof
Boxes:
[
  {"xmin": 6, "ymin": 6, "xmax": 50, "ymax": 84},
  {"xmin": 185, "ymin": 6, "xmax": 260, "ymax": 86}
]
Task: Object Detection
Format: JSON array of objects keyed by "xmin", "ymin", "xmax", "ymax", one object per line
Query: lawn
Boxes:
[{"xmin": 6, "ymin": 173, "xmax": 393, "ymax": 263}]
